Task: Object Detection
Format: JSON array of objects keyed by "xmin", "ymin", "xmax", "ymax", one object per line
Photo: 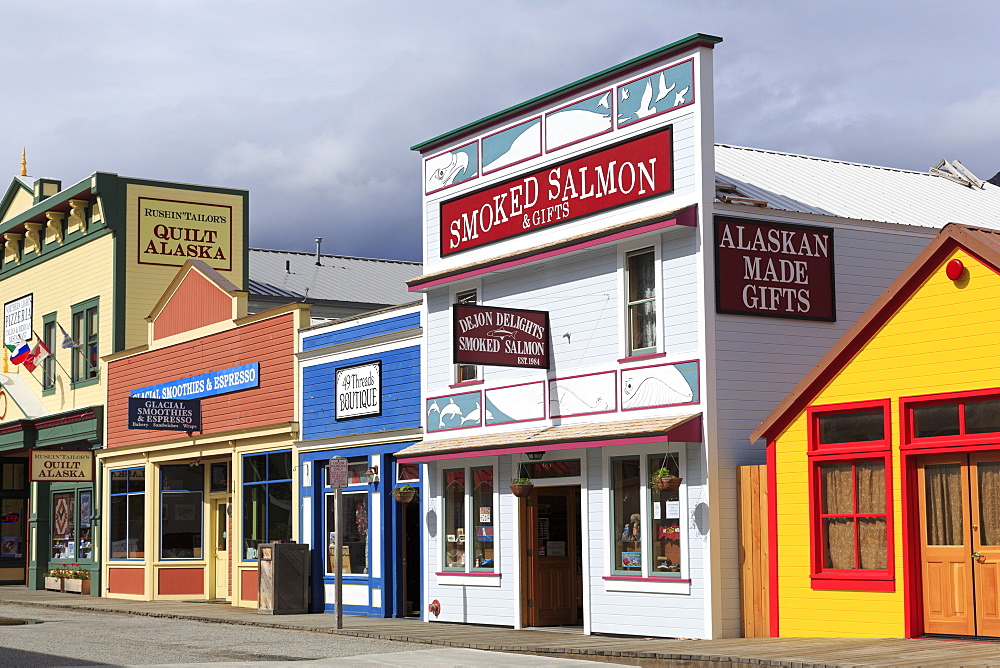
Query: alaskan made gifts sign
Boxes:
[
  {"xmin": 714, "ymin": 217, "xmax": 835, "ymax": 321},
  {"xmin": 453, "ymin": 304, "xmax": 550, "ymax": 369}
]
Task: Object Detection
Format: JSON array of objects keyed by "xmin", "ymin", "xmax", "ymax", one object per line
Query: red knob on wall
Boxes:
[
  {"xmin": 947, "ymin": 259, "xmax": 965, "ymax": 281},
  {"xmin": 428, "ymin": 599, "xmax": 441, "ymax": 616}
]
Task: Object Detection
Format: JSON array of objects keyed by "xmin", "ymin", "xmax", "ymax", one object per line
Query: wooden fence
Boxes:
[{"xmin": 737, "ymin": 464, "xmax": 769, "ymax": 637}]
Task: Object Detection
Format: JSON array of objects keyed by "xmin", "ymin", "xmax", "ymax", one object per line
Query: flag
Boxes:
[
  {"xmin": 22, "ymin": 338, "xmax": 50, "ymax": 373},
  {"xmin": 56, "ymin": 322, "xmax": 77, "ymax": 349},
  {"xmin": 7, "ymin": 339, "xmax": 30, "ymax": 365}
]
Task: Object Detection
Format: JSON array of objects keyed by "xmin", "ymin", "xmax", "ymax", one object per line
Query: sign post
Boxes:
[{"xmin": 328, "ymin": 457, "xmax": 349, "ymax": 629}]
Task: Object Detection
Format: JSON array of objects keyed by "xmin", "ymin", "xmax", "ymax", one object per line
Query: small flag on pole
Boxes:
[
  {"xmin": 57, "ymin": 322, "xmax": 77, "ymax": 349},
  {"xmin": 7, "ymin": 339, "xmax": 30, "ymax": 365},
  {"xmin": 22, "ymin": 334, "xmax": 50, "ymax": 374}
]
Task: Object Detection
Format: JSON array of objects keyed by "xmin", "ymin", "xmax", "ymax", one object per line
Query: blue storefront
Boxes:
[{"xmin": 297, "ymin": 302, "xmax": 423, "ymax": 617}]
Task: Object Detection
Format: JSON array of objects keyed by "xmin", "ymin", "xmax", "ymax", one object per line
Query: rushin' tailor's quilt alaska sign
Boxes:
[
  {"xmin": 453, "ymin": 305, "xmax": 550, "ymax": 369},
  {"xmin": 440, "ymin": 126, "xmax": 673, "ymax": 256},
  {"xmin": 714, "ymin": 217, "xmax": 835, "ymax": 321}
]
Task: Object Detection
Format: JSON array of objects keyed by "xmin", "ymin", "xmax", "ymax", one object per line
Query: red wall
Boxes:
[
  {"xmin": 108, "ymin": 567, "xmax": 144, "ymax": 595},
  {"xmin": 241, "ymin": 569, "xmax": 258, "ymax": 602},
  {"xmin": 107, "ymin": 312, "xmax": 296, "ymax": 448},
  {"xmin": 154, "ymin": 271, "xmax": 233, "ymax": 340},
  {"xmin": 158, "ymin": 568, "xmax": 204, "ymax": 595}
]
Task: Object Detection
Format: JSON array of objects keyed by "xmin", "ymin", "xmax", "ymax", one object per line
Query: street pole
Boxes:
[{"xmin": 334, "ymin": 486, "xmax": 343, "ymax": 630}]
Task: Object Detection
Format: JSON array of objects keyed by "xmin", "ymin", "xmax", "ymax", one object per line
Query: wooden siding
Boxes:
[
  {"xmin": 712, "ymin": 224, "xmax": 934, "ymax": 638},
  {"xmin": 122, "ymin": 184, "xmax": 245, "ymax": 351},
  {"xmin": 738, "ymin": 465, "xmax": 769, "ymax": 637},
  {"xmin": 153, "ymin": 269, "xmax": 233, "ymax": 340},
  {"xmin": 301, "ymin": 345, "xmax": 421, "ymax": 439},
  {"xmin": 302, "ymin": 312, "xmax": 420, "ymax": 351},
  {"xmin": 106, "ymin": 312, "xmax": 295, "ymax": 448},
  {"xmin": 770, "ymin": 247, "xmax": 1000, "ymax": 637}
]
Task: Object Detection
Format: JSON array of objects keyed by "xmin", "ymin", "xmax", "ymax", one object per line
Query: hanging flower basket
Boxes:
[
  {"xmin": 654, "ymin": 476, "xmax": 683, "ymax": 492},
  {"xmin": 509, "ymin": 479, "xmax": 534, "ymax": 498},
  {"xmin": 392, "ymin": 486, "xmax": 417, "ymax": 504}
]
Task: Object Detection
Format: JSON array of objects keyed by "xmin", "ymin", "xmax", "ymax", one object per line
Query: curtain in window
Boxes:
[
  {"xmin": 925, "ymin": 463, "xmax": 963, "ymax": 546},
  {"xmin": 822, "ymin": 463, "xmax": 854, "ymax": 569},
  {"xmin": 979, "ymin": 461, "xmax": 1000, "ymax": 546},
  {"xmin": 856, "ymin": 462, "xmax": 886, "ymax": 569}
]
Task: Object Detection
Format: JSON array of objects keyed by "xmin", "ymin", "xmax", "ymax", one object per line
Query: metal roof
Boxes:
[
  {"xmin": 248, "ymin": 248, "xmax": 420, "ymax": 306},
  {"xmin": 715, "ymin": 144, "xmax": 1000, "ymax": 230}
]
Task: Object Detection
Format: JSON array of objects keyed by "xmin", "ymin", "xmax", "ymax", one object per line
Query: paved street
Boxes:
[{"xmin": 0, "ymin": 604, "xmax": 600, "ymax": 667}]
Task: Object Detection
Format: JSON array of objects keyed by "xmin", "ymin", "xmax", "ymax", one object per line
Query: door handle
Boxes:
[{"xmin": 973, "ymin": 551, "xmax": 985, "ymax": 561}]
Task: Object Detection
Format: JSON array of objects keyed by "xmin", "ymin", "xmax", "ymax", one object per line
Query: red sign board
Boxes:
[
  {"xmin": 440, "ymin": 126, "xmax": 673, "ymax": 256},
  {"xmin": 453, "ymin": 304, "xmax": 550, "ymax": 369},
  {"xmin": 714, "ymin": 217, "xmax": 835, "ymax": 321},
  {"xmin": 328, "ymin": 457, "xmax": 348, "ymax": 489}
]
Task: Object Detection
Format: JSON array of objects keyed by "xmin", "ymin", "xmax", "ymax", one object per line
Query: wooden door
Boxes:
[
  {"xmin": 970, "ymin": 453, "xmax": 1000, "ymax": 636},
  {"xmin": 522, "ymin": 486, "xmax": 580, "ymax": 627},
  {"xmin": 211, "ymin": 499, "xmax": 229, "ymax": 600}
]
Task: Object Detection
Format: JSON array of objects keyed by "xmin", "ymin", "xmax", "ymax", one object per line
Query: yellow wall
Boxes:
[
  {"xmin": 774, "ymin": 248, "xmax": 1000, "ymax": 637},
  {"xmin": 1, "ymin": 187, "xmax": 34, "ymax": 224},
  {"xmin": 121, "ymin": 184, "xmax": 245, "ymax": 351},
  {"xmin": 0, "ymin": 233, "xmax": 114, "ymax": 419}
]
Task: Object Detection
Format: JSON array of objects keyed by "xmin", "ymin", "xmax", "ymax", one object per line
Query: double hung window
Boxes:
[
  {"xmin": 243, "ymin": 451, "xmax": 292, "ymax": 561},
  {"xmin": 41, "ymin": 314, "xmax": 56, "ymax": 393},
  {"xmin": 454, "ymin": 289, "xmax": 479, "ymax": 383},
  {"xmin": 442, "ymin": 463, "xmax": 495, "ymax": 573},
  {"xmin": 110, "ymin": 468, "xmax": 145, "ymax": 559},
  {"xmin": 70, "ymin": 297, "xmax": 99, "ymax": 385},
  {"xmin": 625, "ymin": 248, "xmax": 658, "ymax": 356},
  {"xmin": 807, "ymin": 401, "xmax": 893, "ymax": 590}
]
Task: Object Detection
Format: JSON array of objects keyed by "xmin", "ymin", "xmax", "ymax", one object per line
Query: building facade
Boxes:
[
  {"xmin": 296, "ymin": 302, "xmax": 423, "ymax": 617},
  {"xmin": 399, "ymin": 33, "xmax": 1000, "ymax": 638}
]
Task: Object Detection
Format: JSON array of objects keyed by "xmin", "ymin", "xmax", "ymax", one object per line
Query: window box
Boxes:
[
  {"xmin": 64, "ymin": 578, "xmax": 90, "ymax": 595},
  {"xmin": 44, "ymin": 576, "xmax": 63, "ymax": 592}
]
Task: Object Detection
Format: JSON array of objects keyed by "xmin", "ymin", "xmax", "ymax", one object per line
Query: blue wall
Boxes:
[{"xmin": 302, "ymin": 312, "xmax": 420, "ymax": 351}]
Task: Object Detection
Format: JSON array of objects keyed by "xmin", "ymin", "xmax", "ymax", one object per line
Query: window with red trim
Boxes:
[
  {"xmin": 904, "ymin": 391, "xmax": 1000, "ymax": 445},
  {"xmin": 807, "ymin": 401, "xmax": 894, "ymax": 591}
]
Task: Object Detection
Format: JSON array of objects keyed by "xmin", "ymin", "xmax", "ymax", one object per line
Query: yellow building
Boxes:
[
  {"xmin": 0, "ymin": 169, "xmax": 246, "ymax": 593},
  {"xmin": 753, "ymin": 223, "xmax": 1000, "ymax": 639}
]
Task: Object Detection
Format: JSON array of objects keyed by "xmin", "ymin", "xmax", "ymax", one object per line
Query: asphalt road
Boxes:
[{"xmin": 0, "ymin": 603, "xmax": 602, "ymax": 667}]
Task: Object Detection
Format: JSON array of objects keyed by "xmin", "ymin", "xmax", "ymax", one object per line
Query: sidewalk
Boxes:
[{"xmin": 1, "ymin": 587, "xmax": 998, "ymax": 667}]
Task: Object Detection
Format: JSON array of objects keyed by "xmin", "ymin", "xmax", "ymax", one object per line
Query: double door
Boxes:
[{"xmin": 918, "ymin": 453, "xmax": 1000, "ymax": 636}]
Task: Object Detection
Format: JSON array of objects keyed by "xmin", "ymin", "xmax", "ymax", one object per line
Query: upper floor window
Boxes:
[
  {"xmin": 809, "ymin": 401, "xmax": 890, "ymax": 453},
  {"xmin": 41, "ymin": 315, "xmax": 56, "ymax": 392},
  {"xmin": 454, "ymin": 289, "xmax": 478, "ymax": 383},
  {"xmin": 625, "ymin": 248, "xmax": 657, "ymax": 356},
  {"xmin": 71, "ymin": 298, "xmax": 99, "ymax": 385},
  {"xmin": 907, "ymin": 392, "xmax": 1000, "ymax": 442}
]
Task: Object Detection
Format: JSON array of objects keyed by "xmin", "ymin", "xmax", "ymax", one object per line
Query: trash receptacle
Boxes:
[{"xmin": 257, "ymin": 542, "xmax": 309, "ymax": 614}]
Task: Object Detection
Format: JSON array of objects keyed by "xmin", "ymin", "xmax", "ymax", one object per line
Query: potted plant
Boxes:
[
  {"xmin": 509, "ymin": 477, "xmax": 534, "ymax": 498},
  {"xmin": 392, "ymin": 484, "xmax": 417, "ymax": 503},
  {"xmin": 650, "ymin": 467, "xmax": 683, "ymax": 492},
  {"xmin": 43, "ymin": 569, "xmax": 64, "ymax": 592},
  {"xmin": 63, "ymin": 566, "xmax": 90, "ymax": 595}
]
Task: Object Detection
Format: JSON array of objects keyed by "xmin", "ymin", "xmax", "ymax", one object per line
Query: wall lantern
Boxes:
[
  {"xmin": 363, "ymin": 465, "xmax": 379, "ymax": 484},
  {"xmin": 946, "ymin": 258, "xmax": 965, "ymax": 281},
  {"xmin": 526, "ymin": 451, "xmax": 545, "ymax": 461}
]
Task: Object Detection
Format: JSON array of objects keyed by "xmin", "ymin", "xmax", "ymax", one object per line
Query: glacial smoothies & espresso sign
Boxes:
[
  {"xmin": 714, "ymin": 217, "xmax": 835, "ymax": 321},
  {"xmin": 453, "ymin": 304, "xmax": 550, "ymax": 369},
  {"xmin": 29, "ymin": 450, "xmax": 94, "ymax": 482},
  {"xmin": 440, "ymin": 126, "xmax": 673, "ymax": 256}
]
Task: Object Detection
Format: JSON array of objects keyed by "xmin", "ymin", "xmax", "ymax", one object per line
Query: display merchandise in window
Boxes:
[
  {"xmin": 471, "ymin": 466, "xmax": 494, "ymax": 570},
  {"xmin": 326, "ymin": 491, "xmax": 368, "ymax": 574},
  {"xmin": 443, "ymin": 469, "xmax": 466, "ymax": 569}
]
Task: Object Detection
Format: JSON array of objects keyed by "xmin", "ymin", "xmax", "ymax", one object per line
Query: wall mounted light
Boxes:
[
  {"xmin": 364, "ymin": 465, "xmax": 379, "ymax": 484},
  {"xmin": 526, "ymin": 451, "xmax": 545, "ymax": 461}
]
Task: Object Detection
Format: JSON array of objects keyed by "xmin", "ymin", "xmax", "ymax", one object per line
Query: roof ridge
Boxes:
[
  {"xmin": 715, "ymin": 143, "xmax": 935, "ymax": 177},
  {"xmin": 249, "ymin": 247, "xmax": 420, "ymax": 265}
]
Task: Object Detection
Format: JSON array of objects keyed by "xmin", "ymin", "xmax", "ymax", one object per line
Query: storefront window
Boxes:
[
  {"xmin": 471, "ymin": 466, "xmax": 494, "ymax": 570},
  {"xmin": 647, "ymin": 454, "xmax": 681, "ymax": 575},
  {"xmin": 52, "ymin": 492, "xmax": 76, "ymax": 560},
  {"xmin": 110, "ymin": 468, "xmax": 145, "ymax": 559},
  {"xmin": 325, "ymin": 491, "xmax": 368, "ymax": 574},
  {"xmin": 443, "ymin": 469, "xmax": 466, "ymax": 570},
  {"xmin": 161, "ymin": 464, "xmax": 203, "ymax": 559},
  {"xmin": 610, "ymin": 456, "xmax": 641, "ymax": 574},
  {"xmin": 0, "ymin": 460, "xmax": 26, "ymax": 560},
  {"xmin": 243, "ymin": 451, "xmax": 292, "ymax": 561}
]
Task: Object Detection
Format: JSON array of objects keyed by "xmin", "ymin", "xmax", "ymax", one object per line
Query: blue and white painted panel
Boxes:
[
  {"xmin": 616, "ymin": 58, "xmax": 694, "ymax": 129},
  {"xmin": 426, "ymin": 391, "xmax": 481, "ymax": 432},
  {"xmin": 425, "ymin": 140, "xmax": 479, "ymax": 195},
  {"xmin": 545, "ymin": 90, "xmax": 613, "ymax": 152},
  {"xmin": 481, "ymin": 117, "xmax": 542, "ymax": 175},
  {"xmin": 548, "ymin": 370, "xmax": 616, "ymax": 418},
  {"xmin": 302, "ymin": 312, "xmax": 420, "ymax": 352},
  {"xmin": 620, "ymin": 361, "xmax": 698, "ymax": 411},
  {"xmin": 484, "ymin": 381, "xmax": 545, "ymax": 426}
]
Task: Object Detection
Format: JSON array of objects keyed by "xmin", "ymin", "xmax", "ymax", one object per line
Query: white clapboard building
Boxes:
[{"xmin": 395, "ymin": 33, "xmax": 1000, "ymax": 638}]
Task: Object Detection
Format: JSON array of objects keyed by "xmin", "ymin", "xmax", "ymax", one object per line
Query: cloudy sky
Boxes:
[{"xmin": 4, "ymin": 1, "xmax": 999, "ymax": 261}]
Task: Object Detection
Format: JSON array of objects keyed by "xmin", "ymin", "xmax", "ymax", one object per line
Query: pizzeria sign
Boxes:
[{"xmin": 453, "ymin": 304, "xmax": 550, "ymax": 369}]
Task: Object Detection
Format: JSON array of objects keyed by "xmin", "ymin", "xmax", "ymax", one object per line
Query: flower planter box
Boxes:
[
  {"xmin": 64, "ymin": 578, "xmax": 90, "ymax": 595},
  {"xmin": 44, "ymin": 577, "xmax": 63, "ymax": 592}
]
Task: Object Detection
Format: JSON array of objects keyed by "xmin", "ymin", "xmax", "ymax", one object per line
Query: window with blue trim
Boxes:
[
  {"xmin": 160, "ymin": 464, "xmax": 203, "ymax": 559},
  {"xmin": 242, "ymin": 451, "xmax": 292, "ymax": 561},
  {"xmin": 110, "ymin": 468, "xmax": 145, "ymax": 559}
]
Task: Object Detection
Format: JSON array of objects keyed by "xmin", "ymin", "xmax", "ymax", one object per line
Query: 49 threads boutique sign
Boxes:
[
  {"xmin": 440, "ymin": 126, "xmax": 674, "ymax": 256},
  {"xmin": 714, "ymin": 217, "xmax": 835, "ymax": 321},
  {"xmin": 335, "ymin": 361, "xmax": 381, "ymax": 420},
  {"xmin": 453, "ymin": 304, "xmax": 550, "ymax": 369}
]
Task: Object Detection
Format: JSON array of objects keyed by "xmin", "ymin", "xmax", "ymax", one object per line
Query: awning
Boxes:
[{"xmin": 396, "ymin": 413, "xmax": 701, "ymax": 462}]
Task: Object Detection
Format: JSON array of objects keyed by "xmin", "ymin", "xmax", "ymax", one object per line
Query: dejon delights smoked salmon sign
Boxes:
[
  {"xmin": 453, "ymin": 304, "xmax": 550, "ymax": 369},
  {"xmin": 714, "ymin": 217, "xmax": 835, "ymax": 321},
  {"xmin": 138, "ymin": 197, "xmax": 233, "ymax": 271}
]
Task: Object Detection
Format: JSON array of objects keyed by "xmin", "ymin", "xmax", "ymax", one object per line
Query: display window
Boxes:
[
  {"xmin": 0, "ymin": 460, "xmax": 27, "ymax": 561},
  {"xmin": 441, "ymin": 462, "xmax": 497, "ymax": 574},
  {"xmin": 325, "ymin": 490, "xmax": 368, "ymax": 575},
  {"xmin": 161, "ymin": 464, "xmax": 204, "ymax": 560},
  {"xmin": 242, "ymin": 451, "xmax": 292, "ymax": 561},
  {"xmin": 608, "ymin": 447, "xmax": 686, "ymax": 578},
  {"xmin": 110, "ymin": 468, "xmax": 145, "ymax": 560}
]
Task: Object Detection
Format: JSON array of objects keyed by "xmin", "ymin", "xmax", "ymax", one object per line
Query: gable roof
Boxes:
[
  {"xmin": 0, "ymin": 176, "xmax": 34, "ymax": 223},
  {"xmin": 751, "ymin": 223, "xmax": 1000, "ymax": 443},
  {"xmin": 146, "ymin": 259, "xmax": 243, "ymax": 323},
  {"xmin": 715, "ymin": 144, "xmax": 1000, "ymax": 230},
  {"xmin": 249, "ymin": 248, "xmax": 419, "ymax": 307}
]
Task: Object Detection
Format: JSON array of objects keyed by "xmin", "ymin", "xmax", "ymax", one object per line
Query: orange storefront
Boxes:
[{"xmin": 99, "ymin": 261, "xmax": 307, "ymax": 605}]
